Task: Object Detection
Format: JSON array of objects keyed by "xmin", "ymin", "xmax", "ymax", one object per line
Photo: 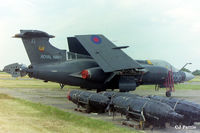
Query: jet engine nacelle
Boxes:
[
  {"xmin": 119, "ymin": 76, "xmax": 136, "ymax": 92},
  {"xmin": 81, "ymin": 67, "xmax": 107, "ymax": 82}
]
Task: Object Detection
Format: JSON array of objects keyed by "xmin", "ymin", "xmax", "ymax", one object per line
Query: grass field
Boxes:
[
  {"xmin": 0, "ymin": 72, "xmax": 199, "ymax": 133},
  {"xmin": 0, "ymin": 72, "xmax": 200, "ymax": 90},
  {"xmin": 0, "ymin": 72, "xmax": 77, "ymax": 89},
  {"xmin": 137, "ymin": 84, "xmax": 200, "ymax": 90},
  {"xmin": 189, "ymin": 76, "xmax": 200, "ymax": 82},
  {"xmin": 0, "ymin": 94, "xmax": 139, "ymax": 133}
]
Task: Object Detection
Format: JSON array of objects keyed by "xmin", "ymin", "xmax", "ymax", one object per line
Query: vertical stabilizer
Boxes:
[{"xmin": 14, "ymin": 30, "xmax": 66, "ymax": 64}]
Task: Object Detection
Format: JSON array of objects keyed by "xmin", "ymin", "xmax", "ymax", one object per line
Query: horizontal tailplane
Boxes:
[{"xmin": 3, "ymin": 63, "xmax": 27, "ymax": 77}]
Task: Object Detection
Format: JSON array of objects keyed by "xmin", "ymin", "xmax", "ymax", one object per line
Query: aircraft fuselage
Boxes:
[{"xmin": 27, "ymin": 58, "xmax": 169, "ymax": 91}]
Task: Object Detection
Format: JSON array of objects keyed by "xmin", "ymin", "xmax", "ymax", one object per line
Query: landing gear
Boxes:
[
  {"xmin": 155, "ymin": 84, "xmax": 160, "ymax": 91},
  {"xmin": 59, "ymin": 83, "xmax": 65, "ymax": 89},
  {"xmin": 166, "ymin": 91, "xmax": 171, "ymax": 97}
]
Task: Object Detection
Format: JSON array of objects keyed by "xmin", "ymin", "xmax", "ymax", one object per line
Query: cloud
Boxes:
[
  {"xmin": 0, "ymin": 0, "xmax": 199, "ymax": 71},
  {"xmin": 163, "ymin": 2, "xmax": 200, "ymax": 34}
]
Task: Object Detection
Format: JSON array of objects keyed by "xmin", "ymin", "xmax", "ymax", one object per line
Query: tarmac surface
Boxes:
[
  {"xmin": 0, "ymin": 87, "xmax": 200, "ymax": 133},
  {"xmin": 183, "ymin": 82, "xmax": 200, "ymax": 85}
]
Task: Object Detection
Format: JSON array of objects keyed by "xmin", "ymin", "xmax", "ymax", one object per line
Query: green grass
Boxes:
[
  {"xmin": 0, "ymin": 72, "xmax": 7, "ymax": 74},
  {"xmin": 173, "ymin": 84, "xmax": 200, "ymax": 90},
  {"xmin": 188, "ymin": 76, "xmax": 200, "ymax": 82},
  {"xmin": 18, "ymin": 100, "xmax": 133, "ymax": 132},
  {"xmin": 0, "ymin": 72, "xmax": 79, "ymax": 89},
  {"xmin": 0, "ymin": 79, "xmax": 58, "ymax": 89},
  {"xmin": 1, "ymin": 72, "xmax": 200, "ymax": 90},
  {"xmin": 137, "ymin": 84, "xmax": 200, "ymax": 90},
  {"xmin": 0, "ymin": 93, "xmax": 139, "ymax": 133}
]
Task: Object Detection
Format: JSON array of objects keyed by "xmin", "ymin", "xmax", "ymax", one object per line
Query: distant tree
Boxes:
[
  {"xmin": 192, "ymin": 70, "xmax": 200, "ymax": 76},
  {"xmin": 181, "ymin": 68, "xmax": 191, "ymax": 73}
]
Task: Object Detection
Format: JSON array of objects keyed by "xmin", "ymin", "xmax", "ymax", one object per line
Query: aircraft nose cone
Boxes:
[{"xmin": 184, "ymin": 72, "xmax": 195, "ymax": 81}]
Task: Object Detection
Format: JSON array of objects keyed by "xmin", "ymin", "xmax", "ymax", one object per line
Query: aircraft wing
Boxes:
[{"xmin": 75, "ymin": 35, "xmax": 142, "ymax": 72}]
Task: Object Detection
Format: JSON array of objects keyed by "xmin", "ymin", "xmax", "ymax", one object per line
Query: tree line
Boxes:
[{"xmin": 181, "ymin": 68, "xmax": 200, "ymax": 76}]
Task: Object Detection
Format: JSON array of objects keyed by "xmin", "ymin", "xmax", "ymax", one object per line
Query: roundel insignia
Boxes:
[{"xmin": 91, "ymin": 35, "xmax": 101, "ymax": 44}]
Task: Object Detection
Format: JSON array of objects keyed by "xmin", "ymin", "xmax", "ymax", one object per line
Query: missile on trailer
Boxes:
[
  {"xmin": 101, "ymin": 91, "xmax": 200, "ymax": 125},
  {"xmin": 67, "ymin": 90, "xmax": 109, "ymax": 113},
  {"xmin": 147, "ymin": 95, "xmax": 200, "ymax": 125},
  {"xmin": 112, "ymin": 96, "xmax": 183, "ymax": 126},
  {"xmin": 67, "ymin": 90, "xmax": 183, "ymax": 126}
]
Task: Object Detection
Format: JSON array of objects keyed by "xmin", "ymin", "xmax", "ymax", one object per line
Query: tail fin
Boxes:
[{"xmin": 14, "ymin": 30, "xmax": 66, "ymax": 64}]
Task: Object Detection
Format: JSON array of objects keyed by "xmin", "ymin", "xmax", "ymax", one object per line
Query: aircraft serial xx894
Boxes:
[{"xmin": 3, "ymin": 30, "xmax": 194, "ymax": 97}]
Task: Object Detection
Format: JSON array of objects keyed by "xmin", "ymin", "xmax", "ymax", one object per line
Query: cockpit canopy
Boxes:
[{"xmin": 136, "ymin": 59, "xmax": 178, "ymax": 72}]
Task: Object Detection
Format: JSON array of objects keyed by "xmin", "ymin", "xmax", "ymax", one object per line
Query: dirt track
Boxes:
[{"xmin": 0, "ymin": 87, "xmax": 200, "ymax": 133}]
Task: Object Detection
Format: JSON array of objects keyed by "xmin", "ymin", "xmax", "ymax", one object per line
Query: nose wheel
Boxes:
[{"xmin": 59, "ymin": 83, "xmax": 65, "ymax": 89}]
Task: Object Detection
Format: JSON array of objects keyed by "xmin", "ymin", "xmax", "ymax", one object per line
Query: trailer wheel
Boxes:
[{"xmin": 166, "ymin": 91, "xmax": 171, "ymax": 97}]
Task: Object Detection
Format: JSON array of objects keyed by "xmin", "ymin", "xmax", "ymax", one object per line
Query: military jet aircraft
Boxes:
[{"xmin": 3, "ymin": 30, "xmax": 194, "ymax": 97}]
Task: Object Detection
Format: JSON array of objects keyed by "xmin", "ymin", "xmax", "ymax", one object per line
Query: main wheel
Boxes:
[{"xmin": 59, "ymin": 83, "xmax": 65, "ymax": 89}]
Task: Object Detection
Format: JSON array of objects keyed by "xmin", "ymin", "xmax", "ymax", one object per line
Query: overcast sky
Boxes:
[{"xmin": 0, "ymin": 0, "xmax": 199, "ymax": 71}]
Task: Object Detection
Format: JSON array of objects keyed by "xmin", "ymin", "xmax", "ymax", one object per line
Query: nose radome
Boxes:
[{"xmin": 185, "ymin": 72, "xmax": 195, "ymax": 81}]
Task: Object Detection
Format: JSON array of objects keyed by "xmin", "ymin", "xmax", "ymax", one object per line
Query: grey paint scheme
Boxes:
[
  {"xmin": 67, "ymin": 36, "xmax": 193, "ymax": 85},
  {"xmin": 75, "ymin": 35, "xmax": 142, "ymax": 72},
  {"xmin": 136, "ymin": 60, "xmax": 195, "ymax": 85},
  {"xmin": 29, "ymin": 59, "xmax": 108, "ymax": 89},
  {"xmin": 4, "ymin": 30, "xmax": 178, "ymax": 91},
  {"xmin": 68, "ymin": 90, "xmax": 184, "ymax": 125},
  {"xmin": 18, "ymin": 30, "xmax": 66, "ymax": 65},
  {"xmin": 67, "ymin": 37, "xmax": 90, "ymax": 56}
]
